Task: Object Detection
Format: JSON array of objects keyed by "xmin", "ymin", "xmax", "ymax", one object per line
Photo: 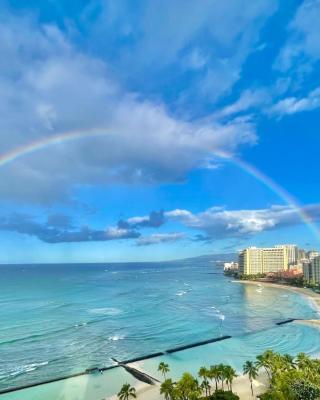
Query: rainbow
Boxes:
[
  {"xmin": 0, "ymin": 130, "xmax": 319, "ymax": 241},
  {"xmin": 0, "ymin": 129, "xmax": 109, "ymax": 168}
]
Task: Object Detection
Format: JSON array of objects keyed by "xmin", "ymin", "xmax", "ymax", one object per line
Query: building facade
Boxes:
[
  {"xmin": 307, "ymin": 250, "xmax": 319, "ymax": 261},
  {"xmin": 276, "ymin": 244, "xmax": 298, "ymax": 266},
  {"xmin": 239, "ymin": 246, "xmax": 288, "ymax": 275},
  {"xmin": 303, "ymin": 256, "xmax": 320, "ymax": 284},
  {"xmin": 223, "ymin": 262, "xmax": 239, "ymax": 272}
]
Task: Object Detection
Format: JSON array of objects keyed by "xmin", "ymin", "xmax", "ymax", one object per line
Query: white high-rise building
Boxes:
[
  {"xmin": 303, "ymin": 256, "xmax": 320, "ymax": 284},
  {"xmin": 239, "ymin": 246, "xmax": 288, "ymax": 275},
  {"xmin": 307, "ymin": 250, "xmax": 319, "ymax": 261}
]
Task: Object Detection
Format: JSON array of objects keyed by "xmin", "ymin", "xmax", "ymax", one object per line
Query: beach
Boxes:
[
  {"xmin": 106, "ymin": 368, "xmax": 269, "ymax": 400},
  {"xmin": 236, "ymin": 280, "xmax": 320, "ymax": 314}
]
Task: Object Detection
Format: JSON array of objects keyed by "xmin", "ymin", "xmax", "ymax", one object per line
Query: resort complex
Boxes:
[{"xmin": 235, "ymin": 244, "xmax": 320, "ymax": 285}]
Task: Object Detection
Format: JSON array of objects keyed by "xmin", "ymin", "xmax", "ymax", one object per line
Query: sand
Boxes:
[
  {"xmin": 236, "ymin": 280, "xmax": 320, "ymax": 314},
  {"xmin": 106, "ymin": 372, "xmax": 269, "ymax": 400}
]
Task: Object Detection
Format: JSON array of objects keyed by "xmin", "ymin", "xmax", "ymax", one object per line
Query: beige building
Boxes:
[
  {"xmin": 276, "ymin": 244, "xmax": 297, "ymax": 266},
  {"xmin": 239, "ymin": 246, "xmax": 288, "ymax": 275},
  {"xmin": 303, "ymin": 256, "xmax": 320, "ymax": 284}
]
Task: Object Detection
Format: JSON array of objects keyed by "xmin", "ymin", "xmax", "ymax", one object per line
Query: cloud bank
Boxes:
[{"xmin": 1, "ymin": 204, "xmax": 320, "ymax": 245}]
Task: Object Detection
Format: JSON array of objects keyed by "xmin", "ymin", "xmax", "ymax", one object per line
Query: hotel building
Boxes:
[
  {"xmin": 307, "ymin": 250, "xmax": 319, "ymax": 261},
  {"xmin": 303, "ymin": 255, "xmax": 320, "ymax": 284},
  {"xmin": 276, "ymin": 244, "xmax": 298, "ymax": 266},
  {"xmin": 239, "ymin": 246, "xmax": 289, "ymax": 275}
]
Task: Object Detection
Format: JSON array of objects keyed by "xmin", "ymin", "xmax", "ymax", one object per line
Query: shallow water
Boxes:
[{"xmin": 0, "ymin": 260, "xmax": 318, "ymax": 391}]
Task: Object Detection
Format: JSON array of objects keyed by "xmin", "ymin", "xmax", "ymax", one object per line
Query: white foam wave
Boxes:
[
  {"xmin": 176, "ymin": 290, "xmax": 187, "ymax": 296},
  {"xmin": 89, "ymin": 307, "xmax": 122, "ymax": 316},
  {"xmin": 108, "ymin": 334, "xmax": 125, "ymax": 341},
  {"xmin": 74, "ymin": 322, "xmax": 87, "ymax": 327},
  {"xmin": 8, "ymin": 361, "xmax": 49, "ymax": 377}
]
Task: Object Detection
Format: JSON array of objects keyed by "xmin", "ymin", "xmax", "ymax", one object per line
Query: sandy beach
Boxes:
[
  {"xmin": 236, "ymin": 280, "xmax": 320, "ymax": 314},
  {"xmin": 104, "ymin": 358, "xmax": 269, "ymax": 400},
  {"xmin": 106, "ymin": 371, "xmax": 268, "ymax": 400}
]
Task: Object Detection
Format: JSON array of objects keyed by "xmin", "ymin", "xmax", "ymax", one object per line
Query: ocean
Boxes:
[{"xmin": 0, "ymin": 258, "xmax": 319, "ymax": 394}]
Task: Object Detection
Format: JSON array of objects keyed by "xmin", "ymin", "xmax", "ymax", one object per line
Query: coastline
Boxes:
[
  {"xmin": 235, "ymin": 279, "xmax": 320, "ymax": 315},
  {"xmin": 105, "ymin": 371, "xmax": 269, "ymax": 400},
  {"xmin": 113, "ymin": 281, "xmax": 320, "ymax": 400}
]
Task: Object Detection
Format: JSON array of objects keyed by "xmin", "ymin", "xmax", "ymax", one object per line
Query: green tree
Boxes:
[
  {"xmin": 174, "ymin": 372, "xmax": 201, "ymax": 400},
  {"xmin": 224, "ymin": 365, "xmax": 237, "ymax": 391},
  {"xmin": 290, "ymin": 379, "xmax": 320, "ymax": 400},
  {"xmin": 117, "ymin": 383, "xmax": 137, "ymax": 400},
  {"xmin": 200, "ymin": 379, "xmax": 211, "ymax": 397},
  {"xmin": 211, "ymin": 390, "xmax": 240, "ymax": 400},
  {"xmin": 218, "ymin": 364, "xmax": 228, "ymax": 391},
  {"xmin": 158, "ymin": 362, "xmax": 170, "ymax": 380},
  {"xmin": 243, "ymin": 361, "xmax": 258, "ymax": 397},
  {"xmin": 296, "ymin": 352, "xmax": 312, "ymax": 370},
  {"xmin": 209, "ymin": 365, "xmax": 221, "ymax": 391},
  {"xmin": 160, "ymin": 378, "xmax": 175, "ymax": 400},
  {"xmin": 282, "ymin": 354, "xmax": 295, "ymax": 369},
  {"xmin": 198, "ymin": 366, "xmax": 210, "ymax": 396},
  {"xmin": 256, "ymin": 350, "xmax": 275, "ymax": 382}
]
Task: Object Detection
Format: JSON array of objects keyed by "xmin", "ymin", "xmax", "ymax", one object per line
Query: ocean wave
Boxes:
[
  {"xmin": 108, "ymin": 334, "xmax": 125, "ymax": 341},
  {"xmin": 176, "ymin": 290, "xmax": 187, "ymax": 296},
  {"xmin": 74, "ymin": 322, "xmax": 87, "ymax": 328},
  {"xmin": 210, "ymin": 306, "xmax": 225, "ymax": 320},
  {"xmin": 88, "ymin": 307, "xmax": 122, "ymax": 316},
  {"xmin": 5, "ymin": 361, "xmax": 49, "ymax": 378}
]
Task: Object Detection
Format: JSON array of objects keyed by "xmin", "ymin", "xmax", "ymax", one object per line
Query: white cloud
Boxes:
[
  {"xmin": 215, "ymin": 89, "xmax": 271, "ymax": 118},
  {"xmin": 0, "ymin": 14, "xmax": 258, "ymax": 204},
  {"xmin": 275, "ymin": 0, "xmax": 320, "ymax": 72},
  {"xmin": 165, "ymin": 204, "xmax": 320, "ymax": 239},
  {"xmin": 269, "ymin": 87, "xmax": 320, "ymax": 116},
  {"xmin": 88, "ymin": 0, "xmax": 278, "ymax": 103}
]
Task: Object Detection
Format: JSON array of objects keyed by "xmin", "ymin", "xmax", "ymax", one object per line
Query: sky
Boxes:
[{"xmin": 0, "ymin": 0, "xmax": 320, "ymax": 263}]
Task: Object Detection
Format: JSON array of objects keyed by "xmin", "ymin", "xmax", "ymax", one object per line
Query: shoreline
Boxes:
[
  {"xmin": 114, "ymin": 281, "xmax": 320, "ymax": 400},
  {"xmin": 235, "ymin": 279, "xmax": 320, "ymax": 315},
  {"xmin": 106, "ymin": 371, "xmax": 269, "ymax": 400}
]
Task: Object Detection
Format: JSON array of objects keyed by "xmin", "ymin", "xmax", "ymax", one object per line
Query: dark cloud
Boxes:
[
  {"xmin": 118, "ymin": 210, "xmax": 165, "ymax": 229},
  {"xmin": 191, "ymin": 234, "xmax": 213, "ymax": 243},
  {"xmin": 0, "ymin": 214, "xmax": 140, "ymax": 243}
]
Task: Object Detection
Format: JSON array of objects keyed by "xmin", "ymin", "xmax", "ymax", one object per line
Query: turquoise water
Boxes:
[{"xmin": 0, "ymin": 260, "xmax": 319, "ymax": 396}]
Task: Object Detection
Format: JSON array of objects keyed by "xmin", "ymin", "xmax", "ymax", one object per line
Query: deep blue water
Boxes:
[{"xmin": 0, "ymin": 260, "xmax": 318, "ymax": 390}]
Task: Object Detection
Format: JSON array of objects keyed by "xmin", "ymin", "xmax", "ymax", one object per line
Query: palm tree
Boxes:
[
  {"xmin": 224, "ymin": 365, "xmax": 237, "ymax": 391},
  {"xmin": 218, "ymin": 364, "xmax": 227, "ymax": 390},
  {"xmin": 200, "ymin": 380, "xmax": 211, "ymax": 397},
  {"xmin": 158, "ymin": 362, "xmax": 170, "ymax": 380},
  {"xmin": 209, "ymin": 365, "xmax": 220, "ymax": 391},
  {"xmin": 296, "ymin": 352, "xmax": 312, "ymax": 370},
  {"xmin": 198, "ymin": 366, "xmax": 210, "ymax": 396},
  {"xmin": 160, "ymin": 378, "xmax": 175, "ymax": 400},
  {"xmin": 243, "ymin": 361, "xmax": 258, "ymax": 397},
  {"xmin": 117, "ymin": 383, "xmax": 137, "ymax": 400},
  {"xmin": 175, "ymin": 372, "xmax": 201, "ymax": 400},
  {"xmin": 283, "ymin": 354, "xmax": 295, "ymax": 367}
]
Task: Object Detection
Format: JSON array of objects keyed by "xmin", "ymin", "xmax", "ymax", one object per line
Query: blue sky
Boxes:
[{"xmin": 0, "ymin": 0, "xmax": 320, "ymax": 263}]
